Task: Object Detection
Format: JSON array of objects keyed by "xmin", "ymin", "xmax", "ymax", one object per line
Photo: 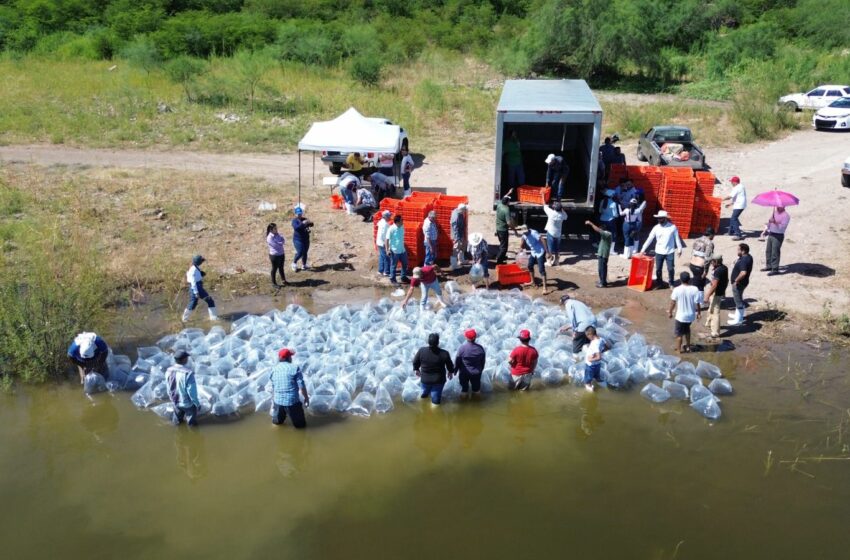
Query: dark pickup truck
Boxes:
[{"xmin": 636, "ymin": 126, "xmax": 707, "ymax": 170}]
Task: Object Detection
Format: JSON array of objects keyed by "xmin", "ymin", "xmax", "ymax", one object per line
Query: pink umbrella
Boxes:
[{"xmin": 751, "ymin": 189, "xmax": 800, "ymax": 207}]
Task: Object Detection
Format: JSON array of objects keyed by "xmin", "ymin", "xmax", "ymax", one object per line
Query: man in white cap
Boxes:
[
  {"xmin": 450, "ymin": 203, "xmax": 468, "ymax": 269},
  {"xmin": 375, "ymin": 210, "xmax": 393, "ymax": 278},
  {"xmin": 67, "ymin": 332, "xmax": 109, "ymax": 384},
  {"xmin": 545, "ymin": 153, "xmax": 569, "ymax": 200},
  {"xmin": 543, "ymin": 200, "xmax": 567, "ymax": 266},
  {"xmin": 467, "ymin": 232, "xmax": 490, "ymax": 288},
  {"xmin": 639, "ymin": 210, "xmax": 684, "ymax": 288}
]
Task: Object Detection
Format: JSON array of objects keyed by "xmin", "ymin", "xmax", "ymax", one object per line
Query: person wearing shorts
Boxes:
[{"xmin": 668, "ymin": 271, "xmax": 702, "ymax": 353}]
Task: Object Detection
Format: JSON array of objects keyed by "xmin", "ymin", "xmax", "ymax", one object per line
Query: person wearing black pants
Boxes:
[{"xmin": 266, "ymin": 223, "xmax": 287, "ymax": 288}]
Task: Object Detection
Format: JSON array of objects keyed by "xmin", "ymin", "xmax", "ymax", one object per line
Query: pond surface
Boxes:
[{"xmin": 1, "ymin": 293, "xmax": 849, "ymax": 559}]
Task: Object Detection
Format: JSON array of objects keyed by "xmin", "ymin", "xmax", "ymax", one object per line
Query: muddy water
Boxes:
[{"xmin": 1, "ymin": 293, "xmax": 849, "ymax": 559}]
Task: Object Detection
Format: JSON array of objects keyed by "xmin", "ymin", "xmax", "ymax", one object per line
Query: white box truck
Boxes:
[{"xmin": 494, "ymin": 79, "xmax": 603, "ymax": 221}]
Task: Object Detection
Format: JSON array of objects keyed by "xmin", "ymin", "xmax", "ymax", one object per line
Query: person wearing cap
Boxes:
[
  {"xmin": 412, "ymin": 333, "xmax": 455, "ymax": 405},
  {"xmin": 291, "ymin": 206, "xmax": 314, "ymax": 271},
  {"xmin": 508, "ymin": 329, "xmax": 538, "ymax": 391},
  {"xmin": 495, "ymin": 188, "xmax": 516, "ymax": 265},
  {"xmin": 702, "ymin": 255, "xmax": 729, "ymax": 340},
  {"xmin": 599, "ymin": 188, "xmax": 621, "ymax": 254},
  {"xmin": 545, "ymin": 154, "xmax": 569, "ymax": 200},
  {"xmin": 182, "ymin": 255, "xmax": 218, "ymax": 322},
  {"xmin": 558, "ymin": 294, "xmax": 598, "ymax": 353},
  {"xmin": 402, "ymin": 265, "xmax": 448, "ymax": 310},
  {"xmin": 722, "ymin": 176, "xmax": 747, "ymax": 240},
  {"xmin": 585, "ymin": 220, "xmax": 613, "ymax": 288},
  {"xmin": 67, "ymin": 332, "xmax": 109, "ymax": 384},
  {"xmin": 423, "ymin": 210, "xmax": 438, "ymax": 266},
  {"xmin": 455, "ymin": 329, "xmax": 486, "ymax": 398},
  {"xmin": 375, "ymin": 210, "xmax": 393, "ymax": 278},
  {"xmin": 668, "ymin": 271, "xmax": 702, "ymax": 353},
  {"xmin": 689, "ymin": 227, "xmax": 715, "ymax": 291},
  {"xmin": 338, "ymin": 172, "xmax": 361, "ymax": 214},
  {"xmin": 619, "ymin": 196, "xmax": 646, "ymax": 259},
  {"xmin": 639, "ymin": 210, "xmax": 685, "ymax": 288},
  {"xmin": 366, "ymin": 170, "xmax": 394, "ymax": 203},
  {"xmin": 400, "ymin": 147, "xmax": 415, "ymax": 197},
  {"xmin": 166, "ymin": 350, "xmax": 200, "ymax": 426},
  {"xmin": 543, "ymin": 200, "xmax": 568, "ymax": 266},
  {"xmin": 270, "ymin": 348, "xmax": 309, "ymax": 428},
  {"xmin": 353, "ymin": 184, "xmax": 378, "ymax": 222},
  {"xmin": 467, "ymin": 232, "xmax": 490, "ymax": 289},
  {"xmin": 583, "ymin": 326, "xmax": 608, "ymax": 392},
  {"xmin": 450, "ymin": 203, "xmax": 469, "ymax": 269},
  {"xmin": 387, "ymin": 215, "xmax": 409, "ymax": 285},
  {"xmin": 520, "ymin": 229, "xmax": 548, "ymax": 290}
]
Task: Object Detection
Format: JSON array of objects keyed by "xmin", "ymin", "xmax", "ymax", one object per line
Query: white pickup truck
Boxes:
[{"xmin": 321, "ymin": 118, "xmax": 409, "ymax": 175}]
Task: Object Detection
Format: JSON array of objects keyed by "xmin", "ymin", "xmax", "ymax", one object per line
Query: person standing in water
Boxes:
[
  {"xmin": 270, "ymin": 348, "xmax": 309, "ymax": 428},
  {"xmin": 166, "ymin": 350, "xmax": 201, "ymax": 427},
  {"xmin": 413, "ymin": 333, "xmax": 456, "ymax": 406}
]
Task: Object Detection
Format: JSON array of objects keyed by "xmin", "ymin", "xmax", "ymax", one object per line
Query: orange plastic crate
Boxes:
[
  {"xmin": 330, "ymin": 194, "xmax": 343, "ymax": 209},
  {"xmin": 497, "ymin": 264, "xmax": 532, "ymax": 286},
  {"xmin": 628, "ymin": 254, "xmax": 654, "ymax": 292},
  {"xmin": 517, "ymin": 185, "xmax": 551, "ymax": 205}
]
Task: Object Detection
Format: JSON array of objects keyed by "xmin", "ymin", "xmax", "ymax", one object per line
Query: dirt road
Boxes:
[{"xmin": 2, "ymin": 128, "xmax": 849, "ymax": 320}]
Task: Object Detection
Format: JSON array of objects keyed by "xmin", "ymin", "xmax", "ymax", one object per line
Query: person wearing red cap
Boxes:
[
  {"xmin": 270, "ymin": 348, "xmax": 309, "ymax": 428},
  {"xmin": 722, "ymin": 176, "xmax": 747, "ymax": 240},
  {"xmin": 508, "ymin": 329, "xmax": 538, "ymax": 391},
  {"xmin": 455, "ymin": 329, "xmax": 486, "ymax": 398}
]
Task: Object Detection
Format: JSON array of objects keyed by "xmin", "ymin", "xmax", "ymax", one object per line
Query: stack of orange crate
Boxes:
[
  {"xmin": 659, "ymin": 169, "xmax": 697, "ymax": 238},
  {"xmin": 398, "ymin": 199, "xmax": 434, "ymax": 266},
  {"xmin": 627, "ymin": 165, "xmax": 663, "ymax": 222},
  {"xmin": 434, "ymin": 195, "xmax": 469, "ymax": 261},
  {"xmin": 695, "ymin": 171, "xmax": 716, "ymax": 199},
  {"xmin": 374, "ymin": 198, "xmax": 403, "ymax": 241},
  {"xmin": 691, "ymin": 171, "xmax": 721, "ymax": 235}
]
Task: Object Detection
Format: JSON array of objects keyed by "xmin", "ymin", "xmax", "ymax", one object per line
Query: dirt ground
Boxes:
[{"xmin": 2, "ymin": 127, "xmax": 849, "ymax": 334}]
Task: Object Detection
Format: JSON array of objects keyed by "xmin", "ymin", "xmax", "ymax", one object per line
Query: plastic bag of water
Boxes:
[
  {"xmin": 641, "ymin": 383, "xmax": 671, "ymax": 403},
  {"xmin": 662, "ymin": 380, "xmax": 688, "ymax": 400},
  {"xmin": 83, "ymin": 372, "xmax": 107, "ymax": 395},
  {"xmin": 691, "ymin": 395, "xmax": 721, "ymax": 420},
  {"xmin": 708, "ymin": 378, "xmax": 733, "ymax": 396}
]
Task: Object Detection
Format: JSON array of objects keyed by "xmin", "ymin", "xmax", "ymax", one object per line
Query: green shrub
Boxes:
[
  {"xmin": 121, "ymin": 36, "xmax": 161, "ymax": 74},
  {"xmin": 164, "ymin": 55, "xmax": 208, "ymax": 100},
  {"xmin": 350, "ymin": 55, "xmax": 383, "ymax": 87}
]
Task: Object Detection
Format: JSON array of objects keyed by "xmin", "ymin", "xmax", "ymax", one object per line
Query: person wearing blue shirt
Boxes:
[
  {"xmin": 270, "ymin": 348, "xmax": 310, "ymax": 428},
  {"xmin": 599, "ymin": 189, "xmax": 621, "ymax": 254},
  {"xmin": 67, "ymin": 332, "xmax": 109, "ymax": 384},
  {"xmin": 520, "ymin": 229, "xmax": 548, "ymax": 290},
  {"xmin": 291, "ymin": 207, "xmax": 314, "ymax": 272},
  {"xmin": 166, "ymin": 350, "xmax": 200, "ymax": 426}
]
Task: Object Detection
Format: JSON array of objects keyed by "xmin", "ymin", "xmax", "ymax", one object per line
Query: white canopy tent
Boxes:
[{"xmin": 296, "ymin": 108, "xmax": 403, "ymax": 203}]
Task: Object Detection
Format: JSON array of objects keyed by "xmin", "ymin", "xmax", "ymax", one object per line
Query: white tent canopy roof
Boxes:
[{"xmin": 298, "ymin": 107, "xmax": 402, "ymax": 153}]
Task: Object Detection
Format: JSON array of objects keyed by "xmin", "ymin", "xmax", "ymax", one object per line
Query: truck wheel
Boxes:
[
  {"xmin": 402, "ymin": 138, "xmax": 409, "ymax": 151},
  {"xmin": 783, "ymin": 101, "xmax": 798, "ymax": 112},
  {"xmin": 842, "ymin": 175, "xmax": 850, "ymax": 188},
  {"xmin": 636, "ymin": 147, "xmax": 647, "ymax": 162},
  {"xmin": 330, "ymin": 163, "xmax": 342, "ymax": 175}
]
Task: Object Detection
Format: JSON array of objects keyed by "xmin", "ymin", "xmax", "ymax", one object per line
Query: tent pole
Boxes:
[
  {"xmin": 312, "ymin": 151, "xmax": 315, "ymax": 187},
  {"xmin": 298, "ymin": 150, "xmax": 302, "ymax": 206}
]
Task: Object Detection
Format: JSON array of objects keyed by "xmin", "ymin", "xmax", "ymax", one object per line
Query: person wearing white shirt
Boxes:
[
  {"xmin": 375, "ymin": 210, "xmax": 392, "ymax": 277},
  {"xmin": 722, "ymin": 176, "xmax": 747, "ymax": 240},
  {"xmin": 619, "ymin": 197, "xmax": 646, "ymax": 259},
  {"xmin": 338, "ymin": 173, "xmax": 360, "ymax": 214},
  {"xmin": 543, "ymin": 202, "xmax": 568, "ymax": 265},
  {"xmin": 181, "ymin": 255, "xmax": 218, "ymax": 322},
  {"xmin": 668, "ymin": 271, "xmax": 702, "ymax": 353},
  {"xmin": 762, "ymin": 206, "xmax": 790, "ymax": 276},
  {"xmin": 400, "ymin": 147, "xmax": 415, "ymax": 197},
  {"xmin": 640, "ymin": 210, "xmax": 685, "ymax": 287}
]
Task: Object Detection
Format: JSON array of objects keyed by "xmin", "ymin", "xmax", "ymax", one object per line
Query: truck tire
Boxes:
[
  {"xmin": 330, "ymin": 163, "xmax": 342, "ymax": 175},
  {"xmin": 402, "ymin": 138, "xmax": 409, "ymax": 151},
  {"xmin": 636, "ymin": 146, "xmax": 647, "ymax": 162},
  {"xmin": 842, "ymin": 175, "xmax": 850, "ymax": 188}
]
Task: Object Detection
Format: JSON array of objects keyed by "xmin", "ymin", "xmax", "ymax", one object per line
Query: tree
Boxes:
[
  {"xmin": 121, "ymin": 37, "xmax": 161, "ymax": 75},
  {"xmin": 233, "ymin": 49, "xmax": 274, "ymax": 112},
  {"xmin": 163, "ymin": 56, "xmax": 208, "ymax": 101}
]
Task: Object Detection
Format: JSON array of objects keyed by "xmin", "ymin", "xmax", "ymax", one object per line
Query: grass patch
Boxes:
[{"xmin": 601, "ymin": 99, "xmax": 731, "ymax": 147}]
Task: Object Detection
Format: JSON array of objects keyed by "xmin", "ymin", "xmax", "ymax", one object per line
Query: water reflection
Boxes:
[
  {"xmin": 506, "ymin": 393, "xmax": 538, "ymax": 443},
  {"xmin": 413, "ymin": 404, "xmax": 453, "ymax": 462},
  {"xmin": 174, "ymin": 427, "xmax": 207, "ymax": 481},
  {"xmin": 576, "ymin": 392, "xmax": 604, "ymax": 439},
  {"xmin": 80, "ymin": 395, "xmax": 119, "ymax": 444},
  {"xmin": 458, "ymin": 406, "xmax": 483, "ymax": 449},
  {"xmin": 276, "ymin": 431, "xmax": 311, "ymax": 478}
]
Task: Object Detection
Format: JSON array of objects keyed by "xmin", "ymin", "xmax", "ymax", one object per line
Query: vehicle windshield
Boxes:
[
  {"xmin": 653, "ymin": 128, "xmax": 692, "ymax": 143},
  {"xmin": 827, "ymin": 98, "xmax": 850, "ymax": 108}
]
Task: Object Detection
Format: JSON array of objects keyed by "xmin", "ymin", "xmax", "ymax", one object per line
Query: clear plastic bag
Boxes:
[
  {"xmin": 83, "ymin": 372, "xmax": 107, "ymax": 395},
  {"xmin": 708, "ymin": 378, "xmax": 733, "ymax": 395},
  {"xmin": 662, "ymin": 380, "xmax": 689, "ymax": 400},
  {"xmin": 641, "ymin": 383, "xmax": 671, "ymax": 403},
  {"xmin": 691, "ymin": 396, "xmax": 721, "ymax": 420}
]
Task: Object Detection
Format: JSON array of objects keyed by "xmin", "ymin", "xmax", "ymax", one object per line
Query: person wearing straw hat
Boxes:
[
  {"xmin": 761, "ymin": 206, "xmax": 790, "ymax": 276},
  {"xmin": 166, "ymin": 350, "xmax": 200, "ymax": 427},
  {"xmin": 639, "ymin": 210, "xmax": 685, "ymax": 288},
  {"xmin": 450, "ymin": 203, "xmax": 469, "ymax": 270},
  {"xmin": 722, "ymin": 176, "xmax": 747, "ymax": 240},
  {"xmin": 508, "ymin": 329, "xmax": 538, "ymax": 391},
  {"xmin": 467, "ymin": 232, "xmax": 490, "ymax": 289},
  {"xmin": 67, "ymin": 332, "xmax": 109, "ymax": 385},
  {"xmin": 455, "ymin": 329, "xmax": 486, "ymax": 398},
  {"xmin": 182, "ymin": 255, "xmax": 218, "ymax": 322},
  {"xmin": 270, "ymin": 348, "xmax": 309, "ymax": 428}
]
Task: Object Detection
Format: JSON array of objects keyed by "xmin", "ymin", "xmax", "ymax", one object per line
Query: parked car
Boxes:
[
  {"xmin": 321, "ymin": 118, "xmax": 408, "ymax": 175},
  {"xmin": 636, "ymin": 126, "xmax": 706, "ymax": 169},
  {"xmin": 778, "ymin": 85, "xmax": 850, "ymax": 111},
  {"xmin": 813, "ymin": 97, "xmax": 850, "ymax": 131},
  {"xmin": 843, "ymin": 157, "xmax": 850, "ymax": 188}
]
